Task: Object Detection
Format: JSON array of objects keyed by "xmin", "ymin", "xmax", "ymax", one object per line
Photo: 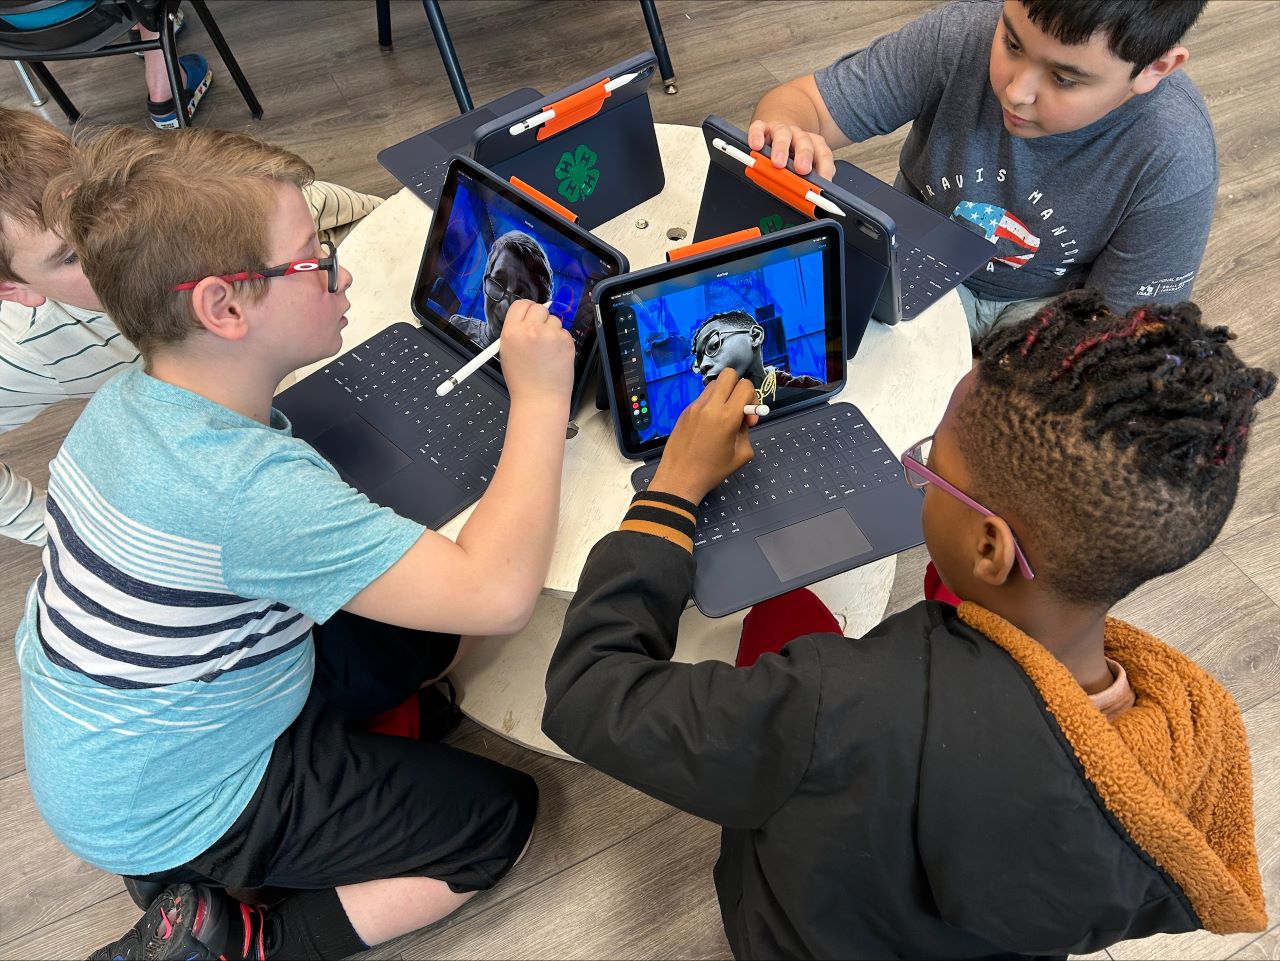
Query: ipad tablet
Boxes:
[
  {"xmin": 471, "ymin": 53, "xmax": 665, "ymax": 229},
  {"xmin": 411, "ymin": 155, "xmax": 629, "ymax": 415},
  {"xmin": 694, "ymin": 115, "xmax": 898, "ymax": 352},
  {"xmin": 593, "ymin": 221, "xmax": 846, "ymax": 460}
]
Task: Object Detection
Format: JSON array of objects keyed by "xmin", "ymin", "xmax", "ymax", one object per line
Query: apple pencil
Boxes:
[
  {"xmin": 436, "ymin": 315, "xmax": 574, "ymax": 397},
  {"xmin": 710, "ymin": 138, "xmax": 845, "ymax": 218},
  {"xmin": 508, "ymin": 73, "xmax": 641, "ymax": 135},
  {"xmin": 437, "ymin": 339, "xmax": 500, "ymax": 397},
  {"xmin": 745, "ymin": 404, "xmax": 770, "ymax": 417}
]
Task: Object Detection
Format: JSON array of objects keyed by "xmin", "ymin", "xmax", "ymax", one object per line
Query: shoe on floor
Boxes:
[
  {"xmin": 148, "ymin": 52, "xmax": 212, "ymax": 129},
  {"xmin": 87, "ymin": 883, "xmax": 238, "ymax": 960}
]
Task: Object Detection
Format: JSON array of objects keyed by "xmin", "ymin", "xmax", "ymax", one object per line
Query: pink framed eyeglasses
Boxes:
[
  {"xmin": 899, "ymin": 435, "xmax": 1035, "ymax": 581},
  {"xmin": 172, "ymin": 240, "xmax": 338, "ymax": 293}
]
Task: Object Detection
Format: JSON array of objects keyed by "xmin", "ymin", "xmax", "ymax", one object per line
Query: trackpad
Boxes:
[
  {"xmin": 309, "ymin": 414, "xmax": 411, "ymax": 491},
  {"xmin": 756, "ymin": 508, "xmax": 872, "ymax": 583}
]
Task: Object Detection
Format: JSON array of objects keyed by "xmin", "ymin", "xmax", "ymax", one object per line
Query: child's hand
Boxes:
[
  {"xmin": 649, "ymin": 370, "xmax": 759, "ymax": 506},
  {"xmin": 747, "ymin": 120, "xmax": 836, "ymax": 179},
  {"xmin": 500, "ymin": 299, "xmax": 575, "ymax": 409}
]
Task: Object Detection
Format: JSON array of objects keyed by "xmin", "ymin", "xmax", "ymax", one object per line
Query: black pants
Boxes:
[{"xmin": 135, "ymin": 611, "xmax": 537, "ymax": 894}]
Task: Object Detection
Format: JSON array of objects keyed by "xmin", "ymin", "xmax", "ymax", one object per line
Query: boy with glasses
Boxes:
[
  {"xmin": 20, "ymin": 125, "xmax": 576, "ymax": 960},
  {"xmin": 543, "ymin": 289, "xmax": 1271, "ymax": 958},
  {"xmin": 0, "ymin": 106, "xmax": 381, "ymax": 548}
]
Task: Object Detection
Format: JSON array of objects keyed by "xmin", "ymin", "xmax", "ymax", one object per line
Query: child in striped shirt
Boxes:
[{"xmin": 0, "ymin": 106, "xmax": 381, "ymax": 547}]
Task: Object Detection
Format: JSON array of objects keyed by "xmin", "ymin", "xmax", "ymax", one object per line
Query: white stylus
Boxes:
[
  {"xmin": 508, "ymin": 72, "xmax": 642, "ymax": 135},
  {"xmin": 436, "ymin": 314, "xmax": 574, "ymax": 397},
  {"xmin": 436, "ymin": 338, "xmax": 499, "ymax": 397},
  {"xmin": 745, "ymin": 404, "xmax": 770, "ymax": 417},
  {"xmin": 710, "ymin": 138, "xmax": 845, "ymax": 218}
]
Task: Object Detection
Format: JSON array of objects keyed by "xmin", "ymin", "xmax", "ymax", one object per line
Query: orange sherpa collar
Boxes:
[{"xmin": 957, "ymin": 603, "xmax": 1267, "ymax": 935}]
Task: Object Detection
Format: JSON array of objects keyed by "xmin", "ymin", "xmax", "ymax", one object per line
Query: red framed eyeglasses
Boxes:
[{"xmin": 172, "ymin": 240, "xmax": 338, "ymax": 294}]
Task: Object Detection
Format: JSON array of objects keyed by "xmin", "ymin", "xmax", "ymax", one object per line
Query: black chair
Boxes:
[
  {"xmin": 0, "ymin": 0, "xmax": 262, "ymax": 127},
  {"xmin": 373, "ymin": 0, "xmax": 678, "ymax": 116}
]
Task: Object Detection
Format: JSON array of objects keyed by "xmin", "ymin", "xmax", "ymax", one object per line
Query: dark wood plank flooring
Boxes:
[{"xmin": 2, "ymin": 2, "xmax": 1277, "ymax": 957}]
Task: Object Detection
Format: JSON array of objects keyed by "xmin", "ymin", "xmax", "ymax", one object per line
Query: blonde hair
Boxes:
[
  {"xmin": 0, "ymin": 107, "xmax": 75, "ymax": 283},
  {"xmin": 44, "ymin": 126, "xmax": 314, "ymax": 356}
]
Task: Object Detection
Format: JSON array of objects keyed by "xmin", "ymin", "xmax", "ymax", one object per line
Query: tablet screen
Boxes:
[
  {"xmin": 415, "ymin": 162, "xmax": 622, "ymax": 387},
  {"xmin": 600, "ymin": 225, "xmax": 844, "ymax": 458}
]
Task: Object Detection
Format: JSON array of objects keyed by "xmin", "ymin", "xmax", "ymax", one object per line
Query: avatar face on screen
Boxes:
[
  {"xmin": 690, "ymin": 311, "xmax": 767, "ymax": 385},
  {"xmin": 614, "ymin": 243, "xmax": 835, "ymax": 446},
  {"xmin": 447, "ymin": 230, "xmax": 553, "ymax": 349},
  {"xmin": 689, "ymin": 308, "xmax": 827, "ymax": 403}
]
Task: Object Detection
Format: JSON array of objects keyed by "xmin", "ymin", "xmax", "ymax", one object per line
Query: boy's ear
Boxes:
[
  {"xmin": 0, "ymin": 278, "xmax": 48, "ymax": 309},
  {"xmin": 188, "ymin": 277, "xmax": 250, "ymax": 342},
  {"xmin": 971, "ymin": 516, "xmax": 1018, "ymax": 588},
  {"xmin": 1130, "ymin": 45, "xmax": 1189, "ymax": 96}
]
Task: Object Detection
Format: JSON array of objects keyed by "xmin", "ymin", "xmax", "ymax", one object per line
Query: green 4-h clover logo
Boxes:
[
  {"xmin": 555, "ymin": 145, "xmax": 600, "ymax": 203},
  {"xmin": 759, "ymin": 213, "xmax": 787, "ymax": 234}
]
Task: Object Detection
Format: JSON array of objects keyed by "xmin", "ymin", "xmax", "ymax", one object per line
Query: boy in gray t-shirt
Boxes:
[{"xmin": 749, "ymin": 0, "xmax": 1217, "ymax": 340}]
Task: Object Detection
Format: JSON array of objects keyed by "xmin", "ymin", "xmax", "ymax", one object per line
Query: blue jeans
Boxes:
[{"xmin": 957, "ymin": 284, "xmax": 1057, "ymax": 344}]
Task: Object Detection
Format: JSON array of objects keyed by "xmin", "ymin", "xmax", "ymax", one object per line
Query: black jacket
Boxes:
[{"xmin": 542, "ymin": 529, "xmax": 1206, "ymax": 960}]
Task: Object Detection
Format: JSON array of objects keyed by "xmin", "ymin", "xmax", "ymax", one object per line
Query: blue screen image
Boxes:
[
  {"xmin": 425, "ymin": 171, "xmax": 609, "ymax": 354},
  {"xmin": 618, "ymin": 247, "xmax": 829, "ymax": 443}
]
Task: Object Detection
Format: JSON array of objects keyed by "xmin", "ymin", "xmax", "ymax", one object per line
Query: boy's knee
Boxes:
[
  {"xmin": 506, "ymin": 767, "xmax": 539, "ymax": 846},
  {"xmin": 477, "ymin": 765, "xmax": 538, "ymax": 886}
]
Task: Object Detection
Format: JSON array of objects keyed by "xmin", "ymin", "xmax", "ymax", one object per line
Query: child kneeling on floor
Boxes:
[
  {"xmin": 19, "ymin": 126, "xmax": 579, "ymax": 960},
  {"xmin": 543, "ymin": 290, "xmax": 1272, "ymax": 959}
]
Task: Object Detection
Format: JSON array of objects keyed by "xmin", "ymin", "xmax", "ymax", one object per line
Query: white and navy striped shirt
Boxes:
[
  {"xmin": 17, "ymin": 371, "xmax": 422, "ymax": 874},
  {"xmin": 0, "ymin": 299, "xmax": 141, "ymax": 545}
]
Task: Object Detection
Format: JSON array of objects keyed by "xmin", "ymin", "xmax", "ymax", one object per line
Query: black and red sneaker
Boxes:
[{"xmin": 87, "ymin": 883, "xmax": 273, "ymax": 960}]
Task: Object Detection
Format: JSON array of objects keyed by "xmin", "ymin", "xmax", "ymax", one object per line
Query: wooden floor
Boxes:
[{"xmin": 2, "ymin": 2, "xmax": 1278, "ymax": 958}]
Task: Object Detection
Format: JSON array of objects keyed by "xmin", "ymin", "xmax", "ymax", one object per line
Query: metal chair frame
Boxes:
[
  {"xmin": 0, "ymin": 0, "xmax": 262, "ymax": 127},
  {"xmin": 373, "ymin": 0, "xmax": 678, "ymax": 116}
]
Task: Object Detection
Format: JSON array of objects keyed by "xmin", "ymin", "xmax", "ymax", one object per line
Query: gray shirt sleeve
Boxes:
[
  {"xmin": 1083, "ymin": 180, "xmax": 1217, "ymax": 309},
  {"xmin": 814, "ymin": 3, "xmax": 956, "ymax": 142}
]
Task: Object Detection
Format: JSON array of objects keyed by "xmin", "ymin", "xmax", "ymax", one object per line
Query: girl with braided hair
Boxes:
[{"xmin": 544, "ymin": 290, "xmax": 1272, "ymax": 959}]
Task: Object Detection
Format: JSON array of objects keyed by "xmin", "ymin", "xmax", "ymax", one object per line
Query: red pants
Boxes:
[
  {"xmin": 736, "ymin": 588, "xmax": 842, "ymax": 667},
  {"xmin": 923, "ymin": 561, "xmax": 961, "ymax": 606},
  {"xmin": 736, "ymin": 563, "xmax": 960, "ymax": 668}
]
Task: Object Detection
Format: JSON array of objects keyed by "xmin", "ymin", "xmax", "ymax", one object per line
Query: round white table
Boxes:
[{"xmin": 293, "ymin": 124, "xmax": 972, "ymax": 759}]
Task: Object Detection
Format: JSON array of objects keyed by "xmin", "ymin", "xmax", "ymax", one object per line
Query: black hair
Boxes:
[
  {"xmin": 690, "ymin": 310, "xmax": 759, "ymax": 348},
  {"xmin": 485, "ymin": 230, "xmax": 552, "ymax": 301},
  {"xmin": 959, "ymin": 289, "xmax": 1275, "ymax": 607},
  {"xmin": 1021, "ymin": 0, "xmax": 1207, "ymax": 75}
]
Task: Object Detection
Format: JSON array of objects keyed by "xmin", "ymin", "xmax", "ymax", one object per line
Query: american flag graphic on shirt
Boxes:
[{"xmin": 952, "ymin": 200, "xmax": 1041, "ymax": 268}]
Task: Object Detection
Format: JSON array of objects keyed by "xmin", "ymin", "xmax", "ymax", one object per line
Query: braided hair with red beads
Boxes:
[{"xmin": 955, "ymin": 289, "xmax": 1275, "ymax": 606}]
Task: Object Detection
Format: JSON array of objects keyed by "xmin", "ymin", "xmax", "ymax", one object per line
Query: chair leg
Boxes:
[
  {"xmin": 638, "ymin": 0, "xmax": 677, "ymax": 94},
  {"xmin": 188, "ymin": 0, "xmax": 264, "ymax": 119},
  {"xmin": 376, "ymin": 0, "xmax": 393, "ymax": 49},
  {"xmin": 422, "ymin": 0, "xmax": 472, "ymax": 114},
  {"xmin": 11, "ymin": 61, "xmax": 47, "ymax": 106},
  {"xmin": 158, "ymin": 7, "xmax": 188, "ymax": 127},
  {"xmin": 25, "ymin": 61, "xmax": 80, "ymax": 123}
]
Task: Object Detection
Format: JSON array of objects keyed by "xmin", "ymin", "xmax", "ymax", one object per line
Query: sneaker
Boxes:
[
  {"xmin": 130, "ymin": 6, "xmax": 186, "ymax": 54},
  {"xmin": 148, "ymin": 53, "xmax": 212, "ymax": 129},
  {"xmin": 87, "ymin": 883, "xmax": 271, "ymax": 961},
  {"xmin": 419, "ymin": 676, "xmax": 463, "ymax": 741}
]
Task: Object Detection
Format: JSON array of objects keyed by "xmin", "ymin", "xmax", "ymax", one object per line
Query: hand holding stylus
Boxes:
[
  {"xmin": 437, "ymin": 301, "xmax": 573, "ymax": 403},
  {"xmin": 649, "ymin": 371, "xmax": 760, "ymax": 506}
]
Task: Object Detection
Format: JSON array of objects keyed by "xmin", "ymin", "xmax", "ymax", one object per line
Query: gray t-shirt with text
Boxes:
[{"xmin": 815, "ymin": 0, "xmax": 1218, "ymax": 307}]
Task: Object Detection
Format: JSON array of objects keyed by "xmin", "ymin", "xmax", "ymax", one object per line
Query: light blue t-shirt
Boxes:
[{"xmin": 17, "ymin": 371, "xmax": 424, "ymax": 875}]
